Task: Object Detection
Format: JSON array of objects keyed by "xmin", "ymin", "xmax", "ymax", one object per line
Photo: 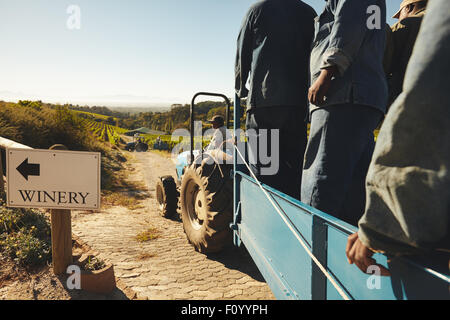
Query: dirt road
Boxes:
[{"xmin": 72, "ymin": 151, "xmax": 275, "ymax": 300}]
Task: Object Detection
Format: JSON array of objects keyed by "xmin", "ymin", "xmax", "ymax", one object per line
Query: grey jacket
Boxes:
[
  {"xmin": 235, "ymin": 0, "xmax": 316, "ymax": 109},
  {"xmin": 310, "ymin": 0, "xmax": 388, "ymax": 114},
  {"xmin": 358, "ymin": 0, "xmax": 450, "ymax": 256}
]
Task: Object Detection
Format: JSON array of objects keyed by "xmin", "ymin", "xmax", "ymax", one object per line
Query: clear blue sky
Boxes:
[{"xmin": 0, "ymin": 0, "xmax": 402, "ymax": 107}]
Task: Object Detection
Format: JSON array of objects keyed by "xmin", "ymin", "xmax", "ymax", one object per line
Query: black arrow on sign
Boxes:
[{"xmin": 16, "ymin": 158, "xmax": 40, "ymax": 181}]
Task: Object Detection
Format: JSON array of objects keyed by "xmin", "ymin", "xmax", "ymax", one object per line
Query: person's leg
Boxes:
[
  {"xmin": 246, "ymin": 106, "xmax": 307, "ymax": 199},
  {"xmin": 245, "ymin": 109, "xmax": 264, "ymax": 182},
  {"xmin": 278, "ymin": 107, "xmax": 307, "ymax": 199},
  {"xmin": 340, "ymin": 136, "xmax": 376, "ymax": 226},
  {"xmin": 301, "ymin": 104, "xmax": 382, "ymax": 224}
]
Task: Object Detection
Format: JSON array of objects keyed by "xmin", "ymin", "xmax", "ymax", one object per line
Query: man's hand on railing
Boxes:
[{"xmin": 346, "ymin": 233, "xmax": 391, "ymax": 277}]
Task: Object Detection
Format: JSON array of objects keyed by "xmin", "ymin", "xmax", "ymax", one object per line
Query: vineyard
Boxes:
[
  {"xmin": 142, "ymin": 134, "xmax": 211, "ymax": 152},
  {"xmin": 81, "ymin": 119, "xmax": 128, "ymax": 146},
  {"xmin": 73, "ymin": 109, "xmax": 219, "ymax": 153}
]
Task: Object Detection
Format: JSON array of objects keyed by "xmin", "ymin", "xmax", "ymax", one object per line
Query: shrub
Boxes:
[
  {"xmin": 0, "ymin": 228, "xmax": 51, "ymax": 267},
  {"xmin": 0, "ymin": 192, "xmax": 52, "ymax": 268}
]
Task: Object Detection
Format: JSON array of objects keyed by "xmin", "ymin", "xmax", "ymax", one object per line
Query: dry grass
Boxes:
[
  {"xmin": 101, "ymin": 192, "xmax": 144, "ymax": 210},
  {"xmin": 135, "ymin": 228, "xmax": 161, "ymax": 243}
]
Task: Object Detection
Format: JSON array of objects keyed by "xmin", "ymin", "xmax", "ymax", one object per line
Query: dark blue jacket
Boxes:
[
  {"xmin": 235, "ymin": 0, "xmax": 317, "ymax": 109},
  {"xmin": 310, "ymin": 0, "xmax": 388, "ymax": 114}
]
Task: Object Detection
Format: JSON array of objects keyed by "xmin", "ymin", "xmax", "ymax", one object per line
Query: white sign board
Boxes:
[{"xmin": 6, "ymin": 148, "xmax": 101, "ymax": 210}]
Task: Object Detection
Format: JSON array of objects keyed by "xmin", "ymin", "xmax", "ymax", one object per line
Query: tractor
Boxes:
[
  {"xmin": 156, "ymin": 93, "xmax": 234, "ymax": 254},
  {"xmin": 125, "ymin": 134, "xmax": 149, "ymax": 152}
]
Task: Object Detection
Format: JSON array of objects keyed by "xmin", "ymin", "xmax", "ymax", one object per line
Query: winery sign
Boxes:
[{"xmin": 6, "ymin": 148, "xmax": 101, "ymax": 210}]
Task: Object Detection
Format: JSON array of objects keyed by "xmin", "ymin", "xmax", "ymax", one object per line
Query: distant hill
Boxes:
[
  {"xmin": 0, "ymin": 98, "xmax": 246, "ymax": 135},
  {"xmin": 117, "ymin": 101, "xmax": 233, "ymax": 133},
  {"xmin": 67, "ymin": 105, "xmax": 125, "ymax": 118},
  {"xmin": 109, "ymin": 106, "xmax": 171, "ymax": 114}
]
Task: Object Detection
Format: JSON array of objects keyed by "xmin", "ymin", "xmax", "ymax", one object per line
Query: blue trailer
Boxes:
[{"xmin": 156, "ymin": 92, "xmax": 449, "ymax": 300}]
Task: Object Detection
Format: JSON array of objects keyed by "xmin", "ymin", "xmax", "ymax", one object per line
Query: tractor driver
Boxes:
[{"xmin": 204, "ymin": 115, "xmax": 231, "ymax": 153}]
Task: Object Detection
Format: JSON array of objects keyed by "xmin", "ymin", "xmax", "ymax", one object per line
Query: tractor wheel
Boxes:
[
  {"xmin": 179, "ymin": 158, "xmax": 233, "ymax": 254},
  {"xmin": 156, "ymin": 176, "xmax": 178, "ymax": 218},
  {"xmin": 136, "ymin": 143, "xmax": 149, "ymax": 152}
]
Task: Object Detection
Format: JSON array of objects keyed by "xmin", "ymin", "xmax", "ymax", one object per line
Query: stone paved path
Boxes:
[{"xmin": 72, "ymin": 152, "xmax": 275, "ymax": 300}]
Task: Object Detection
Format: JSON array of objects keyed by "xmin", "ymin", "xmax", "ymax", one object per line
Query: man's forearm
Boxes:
[{"xmin": 320, "ymin": 65, "xmax": 339, "ymax": 78}]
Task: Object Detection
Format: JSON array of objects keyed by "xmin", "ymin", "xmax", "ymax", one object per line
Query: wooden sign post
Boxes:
[{"xmin": 49, "ymin": 145, "xmax": 73, "ymax": 275}]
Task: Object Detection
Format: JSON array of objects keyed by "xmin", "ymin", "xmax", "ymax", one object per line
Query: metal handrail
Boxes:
[
  {"xmin": 0, "ymin": 137, "xmax": 32, "ymax": 150},
  {"xmin": 0, "ymin": 136, "xmax": 32, "ymax": 192}
]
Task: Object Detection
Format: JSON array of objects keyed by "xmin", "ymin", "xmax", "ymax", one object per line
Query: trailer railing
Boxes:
[{"xmin": 235, "ymin": 172, "xmax": 450, "ymax": 300}]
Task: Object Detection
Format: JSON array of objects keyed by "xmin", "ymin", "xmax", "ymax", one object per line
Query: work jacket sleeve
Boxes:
[
  {"xmin": 358, "ymin": 0, "xmax": 450, "ymax": 255},
  {"xmin": 235, "ymin": 9, "xmax": 255, "ymax": 99},
  {"xmin": 321, "ymin": 0, "xmax": 376, "ymax": 75}
]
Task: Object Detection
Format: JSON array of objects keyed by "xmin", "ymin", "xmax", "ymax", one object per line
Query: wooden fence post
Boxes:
[{"xmin": 49, "ymin": 144, "xmax": 73, "ymax": 275}]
